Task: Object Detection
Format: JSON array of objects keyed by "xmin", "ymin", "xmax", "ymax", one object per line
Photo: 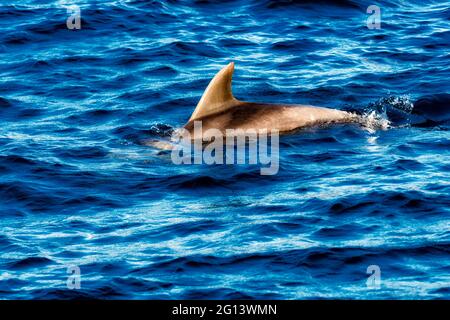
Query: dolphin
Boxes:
[
  {"xmin": 182, "ymin": 62, "xmax": 358, "ymax": 140},
  {"xmin": 146, "ymin": 62, "xmax": 360, "ymax": 150}
]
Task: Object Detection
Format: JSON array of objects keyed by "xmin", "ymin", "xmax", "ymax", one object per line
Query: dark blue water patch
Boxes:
[
  {"xmin": 133, "ymin": 253, "xmax": 279, "ymax": 275},
  {"xmin": 129, "ymin": 243, "xmax": 450, "ymax": 288},
  {"xmin": 0, "ymin": 181, "xmax": 62, "ymax": 206},
  {"xmin": 0, "ymin": 0, "xmax": 449, "ymax": 299},
  {"xmin": 53, "ymin": 54, "xmax": 104, "ymax": 66},
  {"xmin": 63, "ymin": 110, "xmax": 122, "ymax": 126},
  {"xmin": 55, "ymin": 146, "xmax": 109, "ymax": 160},
  {"xmin": 49, "ymin": 85, "xmax": 95, "ymax": 100},
  {"xmin": 148, "ymin": 219, "xmax": 226, "ymax": 240},
  {"xmin": 167, "ymin": 175, "xmax": 231, "ymax": 190},
  {"xmin": 31, "ymin": 286, "xmax": 125, "ymax": 300},
  {"xmin": 218, "ymin": 38, "xmax": 258, "ymax": 49},
  {"xmin": 8, "ymin": 256, "xmax": 54, "ymax": 270},
  {"xmin": 142, "ymin": 65, "xmax": 179, "ymax": 77},
  {"xmin": 431, "ymin": 287, "xmax": 450, "ymax": 297},
  {"xmin": 0, "ymin": 99, "xmax": 45, "ymax": 121},
  {"xmin": 81, "ymin": 261, "xmax": 131, "ymax": 276},
  {"xmin": 413, "ymin": 93, "xmax": 450, "ymax": 123},
  {"xmin": 61, "ymin": 195, "xmax": 125, "ymax": 209},
  {"xmin": 394, "ymin": 158, "xmax": 426, "ymax": 171},
  {"xmin": 288, "ymin": 151, "xmax": 340, "ymax": 163},
  {"xmin": 0, "ymin": 235, "xmax": 26, "ymax": 253},
  {"xmin": 0, "ymin": 177, "xmax": 130, "ymax": 214},
  {"xmin": 271, "ymin": 39, "xmax": 332, "ymax": 53},
  {"xmin": 312, "ymin": 223, "xmax": 378, "ymax": 240},
  {"xmin": 409, "ymin": 138, "xmax": 450, "ymax": 152},
  {"xmin": 111, "ymin": 277, "xmax": 174, "ymax": 293},
  {"xmin": 258, "ymin": 0, "xmax": 363, "ymax": 10},
  {"xmin": 0, "ymin": 155, "xmax": 37, "ymax": 166},
  {"xmin": 0, "ymin": 97, "xmax": 14, "ymax": 108},
  {"xmin": 1, "ymin": 32, "xmax": 33, "ymax": 46},
  {"xmin": 161, "ymin": 41, "xmax": 224, "ymax": 59},
  {"xmin": 117, "ymin": 88, "xmax": 165, "ymax": 103},
  {"xmin": 328, "ymin": 198, "xmax": 378, "ymax": 214},
  {"xmin": 85, "ymin": 108, "xmax": 121, "ymax": 118},
  {"xmin": 304, "ymin": 188, "xmax": 450, "ymax": 220},
  {"xmin": 0, "ymin": 278, "xmax": 29, "ymax": 294}
]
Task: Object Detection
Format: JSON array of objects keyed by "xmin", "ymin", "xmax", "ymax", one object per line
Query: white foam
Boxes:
[{"xmin": 359, "ymin": 110, "xmax": 391, "ymax": 133}]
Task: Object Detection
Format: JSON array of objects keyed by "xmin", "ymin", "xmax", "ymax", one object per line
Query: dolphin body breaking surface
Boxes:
[{"xmin": 183, "ymin": 62, "xmax": 358, "ymax": 139}]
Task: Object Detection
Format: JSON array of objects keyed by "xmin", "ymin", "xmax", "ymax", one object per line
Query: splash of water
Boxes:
[
  {"xmin": 359, "ymin": 110, "xmax": 391, "ymax": 133},
  {"xmin": 357, "ymin": 95, "xmax": 417, "ymax": 132}
]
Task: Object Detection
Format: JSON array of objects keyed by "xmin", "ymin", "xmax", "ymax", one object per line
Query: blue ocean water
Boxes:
[{"xmin": 0, "ymin": 0, "xmax": 449, "ymax": 299}]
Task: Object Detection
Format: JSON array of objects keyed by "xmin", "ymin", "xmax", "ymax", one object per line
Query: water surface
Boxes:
[{"xmin": 0, "ymin": 0, "xmax": 449, "ymax": 299}]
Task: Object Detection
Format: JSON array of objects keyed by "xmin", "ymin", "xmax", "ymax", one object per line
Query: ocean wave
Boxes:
[{"xmin": 0, "ymin": 0, "xmax": 448, "ymax": 299}]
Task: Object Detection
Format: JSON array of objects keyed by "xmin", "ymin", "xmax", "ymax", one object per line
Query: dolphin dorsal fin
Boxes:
[{"xmin": 189, "ymin": 62, "xmax": 237, "ymax": 121}]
